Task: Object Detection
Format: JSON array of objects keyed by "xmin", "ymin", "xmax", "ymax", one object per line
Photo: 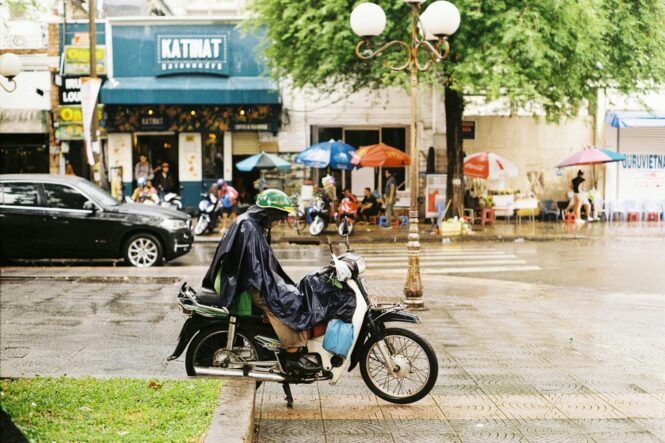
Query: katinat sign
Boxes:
[{"xmin": 157, "ymin": 34, "xmax": 229, "ymax": 76}]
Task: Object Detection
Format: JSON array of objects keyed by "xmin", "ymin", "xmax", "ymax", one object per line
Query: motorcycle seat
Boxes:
[{"xmin": 195, "ymin": 288, "xmax": 221, "ymax": 307}]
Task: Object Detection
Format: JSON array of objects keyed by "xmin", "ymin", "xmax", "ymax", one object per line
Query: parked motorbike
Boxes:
[
  {"xmin": 160, "ymin": 192, "xmax": 183, "ymax": 211},
  {"xmin": 308, "ymin": 191, "xmax": 331, "ymax": 236},
  {"xmin": 194, "ymin": 192, "xmax": 219, "ymax": 235},
  {"xmin": 335, "ymin": 197, "xmax": 357, "ymax": 236},
  {"xmin": 168, "ymin": 242, "xmax": 438, "ymax": 407}
]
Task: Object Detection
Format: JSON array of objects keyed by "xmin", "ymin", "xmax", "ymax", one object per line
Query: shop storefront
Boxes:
[
  {"xmin": 56, "ymin": 22, "xmax": 107, "ymax": 178},
  {"xmin": 0, "ymin": 109, "xmax": 49, "ymax": 174},
  {"xmin": 603, "ymin": 111, "xmax": 665, "ymax": 201},
  {"xmin": 99, "ymin": 18, "xmax": 281, "ymax": 207}
]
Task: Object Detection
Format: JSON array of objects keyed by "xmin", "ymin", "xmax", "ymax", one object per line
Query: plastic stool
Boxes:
[
  {"xmin": 398, "ymin": 215, "xmax": 409, "ymax": 226},
  {"xmin": 369, "ymin": 215, "xmax": 378, "ymax": 225},
  {"xmin": 563, "ymin": 211, "xmax": 576, "ymax": 224},
  {"xmin": 646, "ymin": 212, "xmax": 659, "ymax": 222},
  {"xmin": 627, "ymin": 212, "xmax": 640, "ymax": 222},
  {"xmin": 481, "ymin": 208, "xmax": 494, "ymax": 226}
]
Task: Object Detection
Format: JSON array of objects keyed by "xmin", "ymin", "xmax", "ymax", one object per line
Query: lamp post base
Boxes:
[{"xmin": 403, "ymin": 210, "xmax": 425, "ymax": 310}]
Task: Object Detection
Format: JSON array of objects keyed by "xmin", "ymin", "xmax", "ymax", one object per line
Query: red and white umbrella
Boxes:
[{"xmin": 464, "ymin": 152, "xmax": 519, "ymax": 179}]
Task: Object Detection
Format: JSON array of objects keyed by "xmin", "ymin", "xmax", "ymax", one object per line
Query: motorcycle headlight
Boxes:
[{"xmin": 161, "ymin": 219, "xmax": 187, "ymax": 231}]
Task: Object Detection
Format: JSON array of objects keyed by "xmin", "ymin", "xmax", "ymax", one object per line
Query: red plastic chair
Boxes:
[{"xmin": 481, "ymin": 208, "xmax": 494, "ymax": 226}]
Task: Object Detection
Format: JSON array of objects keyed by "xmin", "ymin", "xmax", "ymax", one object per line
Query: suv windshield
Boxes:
[{"xmin": 78, "ymin": 180, "xmax": 120, "ymax": 207}]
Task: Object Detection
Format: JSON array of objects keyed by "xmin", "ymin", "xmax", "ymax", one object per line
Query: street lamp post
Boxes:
[
  {"xmin": 0, "ymin": 52, "xmax": 23, "ymax": 92},
  {"xmin": 351, "ymin": 0, "xmax": 460, "ymax": 309}
]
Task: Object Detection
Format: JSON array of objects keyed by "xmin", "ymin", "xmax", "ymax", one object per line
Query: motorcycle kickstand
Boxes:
[{"xmin": 282, "ymin": 383, "xmax": 294, "ymax": 408}]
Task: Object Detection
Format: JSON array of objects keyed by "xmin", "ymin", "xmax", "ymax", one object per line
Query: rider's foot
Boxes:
[{"xmin": 283, "ymin": 351, "xmax": 321, "ymax": 375}]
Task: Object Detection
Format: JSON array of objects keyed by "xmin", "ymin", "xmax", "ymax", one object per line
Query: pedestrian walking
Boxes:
[{"xmin": 572, "ymin": 170, "xmax": 594, "ymax": 223}]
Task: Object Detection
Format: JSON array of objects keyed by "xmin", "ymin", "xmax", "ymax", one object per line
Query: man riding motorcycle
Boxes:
[{"xmin": 201, "ymin": 189, "xmax": 326, "ymax": 374}]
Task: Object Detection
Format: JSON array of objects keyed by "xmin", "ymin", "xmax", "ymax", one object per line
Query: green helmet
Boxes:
[{"xmin": 256, "ymin": 189, "xmax": 294, "ymax": 214}]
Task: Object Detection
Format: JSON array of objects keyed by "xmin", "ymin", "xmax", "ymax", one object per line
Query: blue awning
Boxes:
[
  {"xmin": 100, "ymin": 76, "xmax": 279, "ymax": 105},
  {"xmin": 605, "ymin": 111, "xmax": 665, "ymax": 128}
]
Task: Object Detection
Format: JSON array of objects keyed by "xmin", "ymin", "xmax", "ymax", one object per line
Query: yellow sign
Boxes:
[
  {"xmin": 55, "ymin": 123, "xmax": 107, "ymax": 141},
  {"xmin": 56, "ymin": 105, "xmax": 103, "ymax": 123},
  {"xmin": 64, "ymin": 46, "xmax": 106, "ymax": 75}
]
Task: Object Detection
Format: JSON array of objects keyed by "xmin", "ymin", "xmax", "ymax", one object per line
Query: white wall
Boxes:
[
  {"xmin": 463, "ymin": 115, "xmax": 595, "ymax": 201},
  {"xmin": 0, "ymin": 71, "xmax": 51, "ymax": 110}
]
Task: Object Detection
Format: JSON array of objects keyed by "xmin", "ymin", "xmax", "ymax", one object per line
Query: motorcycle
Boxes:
[
  {"xmin": 308, "ymin": 191, "xmax": 331, "ymax": 236},
  {"xmin": 335, "ymin": 197, "xmax": 357, "ymax": 236},
  {"xmin": 168, "ymin": 242, "xmax": 438, "ymax": 407},
  {"xmin": 160, "ymin": 192, "xmax": 183, "ymax": 211},
  {"xmin": 194, "ymin": 192, "xmax": 220, "ymax": 235}
]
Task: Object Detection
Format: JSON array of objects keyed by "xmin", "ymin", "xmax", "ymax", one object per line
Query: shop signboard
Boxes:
[
  {"xmin": 157, "ymin": 33, "xmax": 230, "ymax": 76},
  {"xmin": 59, "ymin": 76, "xmax": 82, "ymax": 104},
  {"xmin": 619, "ymin": 152, "xmax": 665, "ymax": 199},
  {"xmin": 63, "ymin": 46, "xmax": 106, "ymax": 75},
  {"xmin": 426, "ymin": 174, "xmax": 447, "ymax": 219},
  {"xmin": 56, "ymin": 105, "xmax": 103, "ymax": 123},
  {"xmin": 462, "ymin": 121, "xmax": 476, "ymax": 140}
]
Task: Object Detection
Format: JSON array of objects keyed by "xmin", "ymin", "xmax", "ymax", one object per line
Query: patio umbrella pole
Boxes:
[{"xmin": 379, "ymin": 166, "xmax": 382, "ymax": 196}]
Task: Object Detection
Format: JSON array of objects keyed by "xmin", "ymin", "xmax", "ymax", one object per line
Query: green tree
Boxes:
[{"xmin": 248, "ymin": 0, "xmax": 665, "ymax": 216}]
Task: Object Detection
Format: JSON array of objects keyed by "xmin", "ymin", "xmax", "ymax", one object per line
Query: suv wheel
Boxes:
[{"xmin": 124, "ymin": 233, "xmax": 163, "ymax": 267}]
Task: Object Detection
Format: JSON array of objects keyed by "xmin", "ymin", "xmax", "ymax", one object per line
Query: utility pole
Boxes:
[{"xmin": 88, "ymin": 0, "xmax": 107, "ymax": 188}]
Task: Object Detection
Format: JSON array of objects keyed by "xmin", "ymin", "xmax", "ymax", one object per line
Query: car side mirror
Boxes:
[{"xmin": 83, "ymin": 200, "xmax": 98, "ymax": 214}]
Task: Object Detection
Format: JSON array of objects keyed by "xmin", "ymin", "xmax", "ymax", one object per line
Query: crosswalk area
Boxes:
[{"xmin": 354, "ymin": 246, "xmax": 541, "ymax": 275}]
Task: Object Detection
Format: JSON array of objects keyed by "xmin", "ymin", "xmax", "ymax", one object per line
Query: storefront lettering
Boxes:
[
  {"xmin": 157, "ymin": 34, "xmax": 229, "ymax": 75},
  {"xmin": 622, "ymin": 154, "xmax": 665, "ymax": 169},
  {"xmin": 160, "ymin": 38, "xmax": 223, "ymax": 59},
  {"xmin": 60, "ymin": 77, "xmax": 82, "ymax": 104}
]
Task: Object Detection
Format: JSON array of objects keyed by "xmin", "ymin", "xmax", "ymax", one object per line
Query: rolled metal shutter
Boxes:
[{"xmin": 232, "ymin": 132, "xmax": 260, "ymax": 155}]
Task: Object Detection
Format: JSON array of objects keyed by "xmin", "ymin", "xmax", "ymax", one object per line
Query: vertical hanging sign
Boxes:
[{"xmin": 79, "ymin": 77, "xmax": 102, "ymax": 165}]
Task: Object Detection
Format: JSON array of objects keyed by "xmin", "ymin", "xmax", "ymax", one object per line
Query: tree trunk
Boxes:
[{"xmin": 444, "ymin": 86, "xmax": 465, "ymax": 219}]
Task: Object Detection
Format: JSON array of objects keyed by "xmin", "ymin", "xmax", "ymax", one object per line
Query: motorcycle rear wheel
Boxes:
[
  {"xmin": 185, "ymin": 326, "xmax": 259, "ymax": 377},
  {"xmin": 359, "ymin": 327, "xmax": 438, "ymax": 404}
]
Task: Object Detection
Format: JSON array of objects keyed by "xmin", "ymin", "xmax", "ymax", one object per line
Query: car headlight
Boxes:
[{"xmin": 161, "ymin": 219, "xmax": 187, "ymax": 231}]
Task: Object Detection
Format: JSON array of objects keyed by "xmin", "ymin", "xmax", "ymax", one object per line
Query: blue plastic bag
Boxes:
[{"xmin": 322, "ymin": 319, "xmax": 355, "ymax": 357}]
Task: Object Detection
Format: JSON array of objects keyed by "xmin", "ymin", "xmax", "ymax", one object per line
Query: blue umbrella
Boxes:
[
  {"xmin": 236, "ymin": 152, "xmax": 291, "ymax": 172},
  {"xmin": 295, "ymin": 139, "xmax": 356, "ymax": 171}
]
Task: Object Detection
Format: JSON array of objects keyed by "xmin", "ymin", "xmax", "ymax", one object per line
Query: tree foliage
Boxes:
[
  {"xmin": 249, "ymin": 0, "xmax": 665, "ymax": 119},
  {"xmin": 248, "ymin": 0, "xmax": 665, "ymax": 214}
]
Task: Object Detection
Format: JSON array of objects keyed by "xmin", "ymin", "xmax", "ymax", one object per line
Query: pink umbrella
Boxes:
[{"xmin": 557, "ymin": 147, "xmax": 619, "ymax": 167}]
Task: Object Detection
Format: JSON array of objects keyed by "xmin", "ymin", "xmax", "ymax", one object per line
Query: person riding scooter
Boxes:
[{"xmin": 201, "ymin": 189, "xmax": 324, "ymax": 374}]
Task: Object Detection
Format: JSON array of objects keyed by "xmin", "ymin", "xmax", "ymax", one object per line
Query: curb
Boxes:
[{"xmin": 204, "ymin": 379, "xmax": 256, "ymax": 443}]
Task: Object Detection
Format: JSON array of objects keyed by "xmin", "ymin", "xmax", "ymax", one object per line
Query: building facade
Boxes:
[{"xmin": 99, "ymin": 17, "xmax": 281, "ymax": 205}]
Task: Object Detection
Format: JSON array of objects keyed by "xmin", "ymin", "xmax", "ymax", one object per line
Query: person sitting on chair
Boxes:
[{"xmin": 358, "ymin": 187, "xmax": 379, "ymax": 223}]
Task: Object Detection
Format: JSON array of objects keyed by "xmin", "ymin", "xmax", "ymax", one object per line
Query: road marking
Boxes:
[
  {"xmin": 368, "ymin": 259, "xmax": 528, "ymax": 268},
  {"xmin": 370, "ymin": 265, "xmax": 542, "ymax": 274},
  {"xmin": 365, "ymin": 253, "xmax": 518, "ymax": 261}
]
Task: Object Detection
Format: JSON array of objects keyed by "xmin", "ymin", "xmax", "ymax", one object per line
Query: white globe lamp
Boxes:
[
  {"xmin": 350, "ymin": 3, "xmax": 387, "ymax": 38},
  {"xmin": 422, "ymin": 1, "xmax": 461, "ymax": 36},
  {"xmin": 0, "ymin": 52, "xmax": 22, "ymax": 80}
]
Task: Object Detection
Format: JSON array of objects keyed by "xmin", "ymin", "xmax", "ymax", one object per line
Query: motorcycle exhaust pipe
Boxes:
[{"xmin": 194, "ymin": 366, "xmax": 286, "ymax": 382}]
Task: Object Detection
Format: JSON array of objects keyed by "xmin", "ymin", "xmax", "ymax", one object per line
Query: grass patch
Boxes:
[{"xmin": 0, "ymin": 377, "xmax": 222, "ymax": 442}]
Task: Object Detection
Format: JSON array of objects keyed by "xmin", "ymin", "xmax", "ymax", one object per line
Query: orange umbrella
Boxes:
[{"xmin": 351, "ymin": 143, "xmax": 411, "ymax": 167}]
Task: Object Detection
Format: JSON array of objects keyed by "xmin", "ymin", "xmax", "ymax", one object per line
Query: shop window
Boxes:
[
  {"xmin": 203, "ymin": 133, "xmax": 224, "ymax": 179},
  {"xmin": 0, "ymin": 135, "xmax": 49, "ymax": 174},
  {"xmin": 43, "ymin": 183, "xmax": 89, "ymax": 210},
  {"xmin": 317, "ymin": 127, "xmax": 343, "ymax": 143},
  {"xmin": 2, "ymin": 182, "xmax": 40, "ymax": 207},
  {"xmin": 381, "ymin": 127, "xmax": 406, "ymax": 151}
]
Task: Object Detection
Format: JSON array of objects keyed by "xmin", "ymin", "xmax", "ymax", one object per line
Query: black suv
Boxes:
[{"xmin": 0, "ymin": 174, "xmax": 192, "ymax": 267}]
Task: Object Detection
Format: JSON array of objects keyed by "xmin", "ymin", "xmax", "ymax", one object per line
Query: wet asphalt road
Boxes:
[{"xmin": 169, "ymin": 238, "xmax": 665, "ymax": 295}]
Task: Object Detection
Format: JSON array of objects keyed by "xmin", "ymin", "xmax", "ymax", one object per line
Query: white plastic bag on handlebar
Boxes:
[{"xmin": 332, "ymin": 254, "xmax": 352, "ymax": 282}]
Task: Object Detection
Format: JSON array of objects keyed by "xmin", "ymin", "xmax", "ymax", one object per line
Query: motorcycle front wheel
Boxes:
[
  {"xmin": 309, "ymin": 217, "xmax": 325, "ymax": 236},
  {"xmin": 360, "ymin": 327, "xmax": 438, "ymax": 404},
  {"xmin": 194, "ymin": 216, "xmax": 209, "ymax": 235}
]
